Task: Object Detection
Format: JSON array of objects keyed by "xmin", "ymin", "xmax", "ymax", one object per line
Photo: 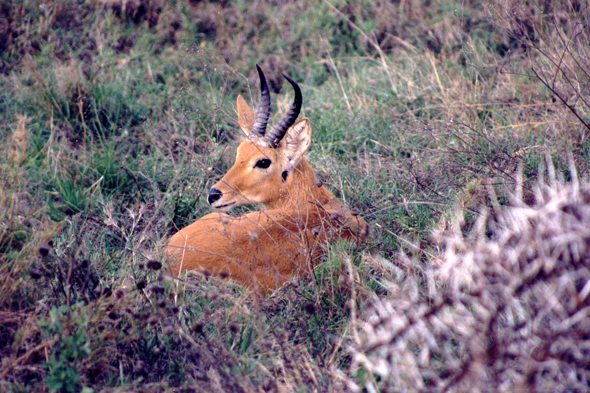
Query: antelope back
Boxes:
[{"xmin": 166, "ymin": 207, "xmax": 368, "ymax": 293}]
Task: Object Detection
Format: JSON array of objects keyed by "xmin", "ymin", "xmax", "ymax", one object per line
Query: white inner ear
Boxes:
[{"xmin": 283, "ymin": 120, "xmax": 311, "ymax": 170}]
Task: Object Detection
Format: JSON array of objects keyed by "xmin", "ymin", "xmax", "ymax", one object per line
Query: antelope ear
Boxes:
[
  {"xmin": 280, "ymin": 118, "xmax": 311, "ymax": 170},
  {"xmin": 237, "ymin": 95, "xmax": 255, "ymax": 136}
]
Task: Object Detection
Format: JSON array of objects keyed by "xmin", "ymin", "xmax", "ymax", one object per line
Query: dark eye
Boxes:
[{"xmin": 254, "ymin": 158, "xmax": 271, "ymax": 169}]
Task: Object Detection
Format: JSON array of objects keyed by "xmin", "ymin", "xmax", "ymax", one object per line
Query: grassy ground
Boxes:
[{"xmin": 1, "ymin": 0, "xmax": 589, "ymax": 391}]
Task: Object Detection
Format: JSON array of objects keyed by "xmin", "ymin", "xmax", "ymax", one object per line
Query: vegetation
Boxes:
[{"xmin": 1, "ymin": 0, "xmax": 588, "ymax": 391}]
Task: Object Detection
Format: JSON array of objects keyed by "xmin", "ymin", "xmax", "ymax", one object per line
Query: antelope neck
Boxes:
[{"xmin": 265, "ymin": 159, "xmax": 335, "ymax": 210}]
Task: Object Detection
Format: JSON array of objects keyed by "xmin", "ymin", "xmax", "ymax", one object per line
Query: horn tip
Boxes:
[
  {"xmin": 282, "ymin": 73, "xmax": 300, "ymax": 92},
  {"xmin": 256, "ymin": 64, "xmax": 269, "ymax": 93}
]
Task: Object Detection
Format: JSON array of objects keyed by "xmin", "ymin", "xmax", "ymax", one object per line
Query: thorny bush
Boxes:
[{"xmin": 349, "ymin": 159, "xmax": 590, "ymax": 392}]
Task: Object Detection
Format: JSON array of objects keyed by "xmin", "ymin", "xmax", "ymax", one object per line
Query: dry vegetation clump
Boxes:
[{"xmin": 348, "ymin": 161, "xmax": 590, "ymax": 391}]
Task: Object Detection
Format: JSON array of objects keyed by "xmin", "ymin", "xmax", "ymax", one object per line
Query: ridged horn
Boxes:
[
  {"xmin": 264, "ymin": 74, "xmax": 302, "ymax": 148},
  {"xmin": 249, "ymin": 64, "xmax": 271, "ymax": 139}
]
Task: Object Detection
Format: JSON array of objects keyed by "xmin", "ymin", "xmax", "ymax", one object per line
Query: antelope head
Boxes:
[{"xmin": 208, "ymin": 65, "xmax": 314, "ymax": 211}]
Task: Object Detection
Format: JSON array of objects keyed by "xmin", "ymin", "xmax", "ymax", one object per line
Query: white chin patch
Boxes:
[{"xmin": 212, "ymin": 201, "xmax": 236, "ymax": 211}]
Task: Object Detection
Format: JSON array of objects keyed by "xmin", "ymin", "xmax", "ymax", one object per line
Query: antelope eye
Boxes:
[{"xmin": 254, "ymin": 158, "xmax": 272, "ymax": 169}]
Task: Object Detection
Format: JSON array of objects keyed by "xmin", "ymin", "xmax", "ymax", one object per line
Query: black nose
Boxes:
[{"xmin": 208, "ymin": 188, "xmax": 222, "ymax": 205}]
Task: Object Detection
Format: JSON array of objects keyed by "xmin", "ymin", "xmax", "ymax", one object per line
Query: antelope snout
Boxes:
[{"xmin": 208, "ymin": 188, "xmax": 222, "ymax": 205}]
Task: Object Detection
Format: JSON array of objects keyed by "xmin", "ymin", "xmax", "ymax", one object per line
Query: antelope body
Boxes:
[{"xmin": 166, "ymin": 66, "xmax": 368, "ymax": 292}]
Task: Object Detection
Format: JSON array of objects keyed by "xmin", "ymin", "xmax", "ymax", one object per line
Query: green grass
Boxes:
[{"xmin": 1, "ymin": 0, "xmax": 589, "ymax": 391}]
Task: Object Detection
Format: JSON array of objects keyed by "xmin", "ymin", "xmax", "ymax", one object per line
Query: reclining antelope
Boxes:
[{"xmin": 166, "ymin": 65, "xmax": 368, "ymax": 292}]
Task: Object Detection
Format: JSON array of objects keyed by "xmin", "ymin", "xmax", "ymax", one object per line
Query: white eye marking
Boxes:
[{"xmin": 254, "ymin": 139, "xmax": 270, "ymax": 148}]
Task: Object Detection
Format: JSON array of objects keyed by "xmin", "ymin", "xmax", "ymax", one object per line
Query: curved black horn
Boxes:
[
  {"xmin": 249, "ymin": 64, "xmax": 271, "ymax": 139},
  {"xmin": 265, "ymin": 74, "xmax": 302, "ymax": 148}
]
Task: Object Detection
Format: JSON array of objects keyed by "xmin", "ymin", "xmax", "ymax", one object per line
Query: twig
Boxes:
[
  {"xmin": 531, "ymin": 67, "xmax": 590, "ymax": 130},
  {"xmin": 121, "ymin": 165, "xmax": 145, "ymax": 204}
]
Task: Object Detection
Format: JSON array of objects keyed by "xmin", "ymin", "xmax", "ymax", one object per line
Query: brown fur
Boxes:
[
  {"xmin": 165, "ymin": 96, "xmax": 368, "ymax": 292},
  {"xmin": 210, "ymin": 140, "xmax": 335, "ymax": 210},
  {"xmin": 167, "ymin": 207, "xmax": 367, "ymax": 293}
]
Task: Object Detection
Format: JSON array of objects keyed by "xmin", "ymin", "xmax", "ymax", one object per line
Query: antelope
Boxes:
[{"xmin": 166, "ymin": 65, "xmax": 368, "ymax": 293}]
